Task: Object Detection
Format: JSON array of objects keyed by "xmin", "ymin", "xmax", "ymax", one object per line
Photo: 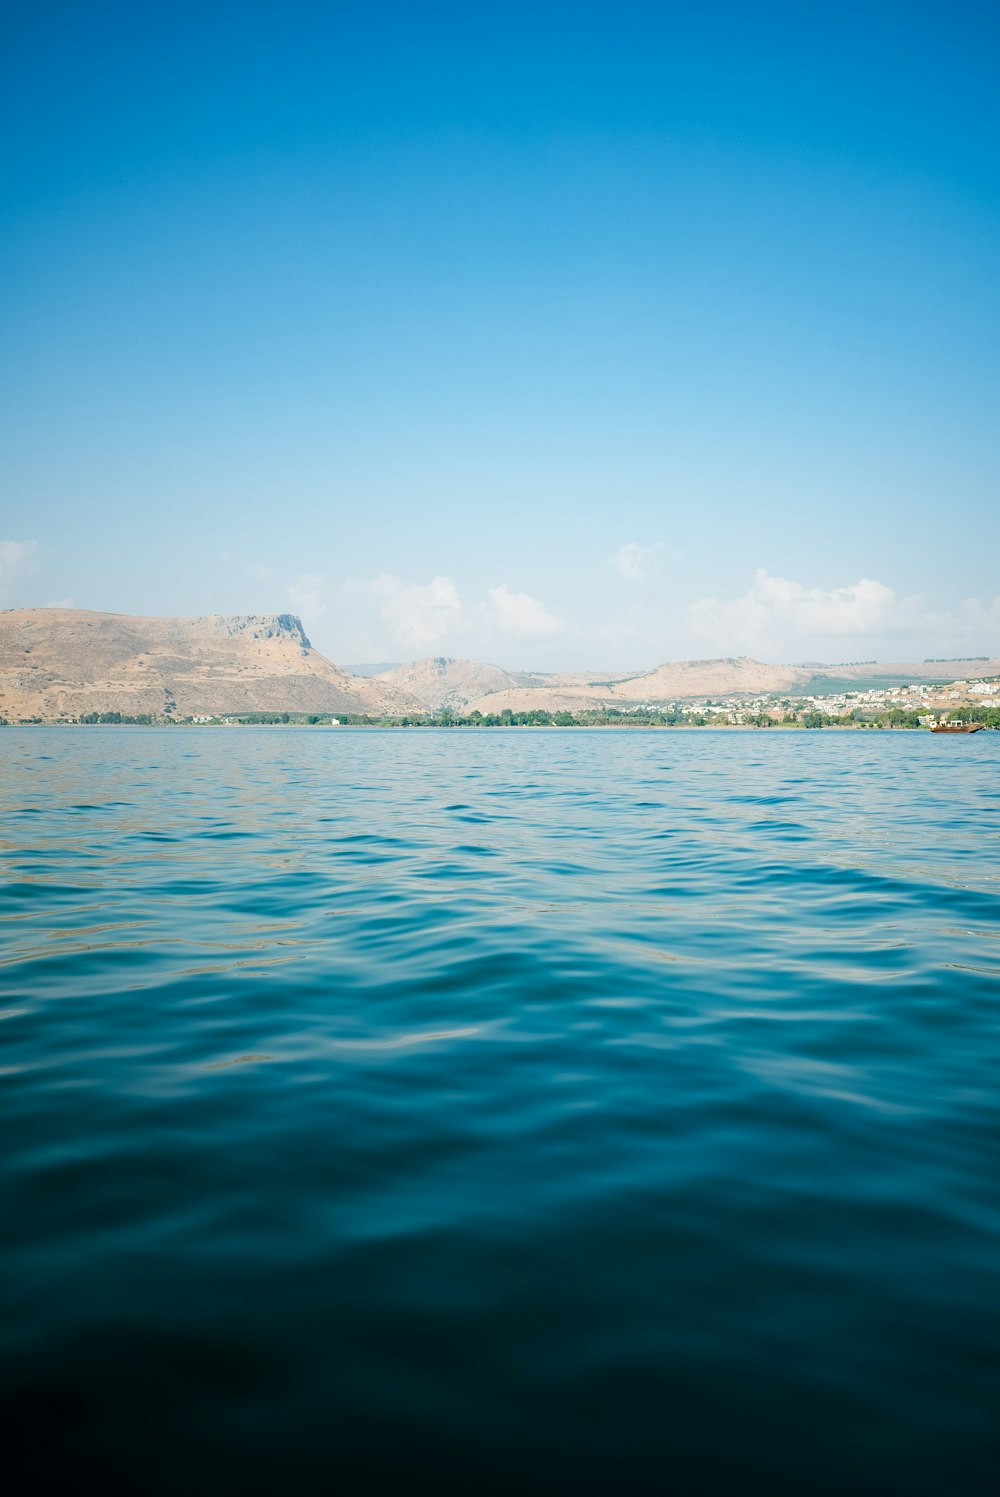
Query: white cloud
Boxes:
[
  {"xmin": 689, "ymin": 569, "xmax": 1000, "ymax": 656},
  {"xmin": 346, "ymin": 573, "xmax": 463, "ymax": 648},
  {"xmin": 932, "ymin": 593, "xmax": 1000, "ymax": 648},
  {"xmin": 337, "ymin": 573, "xmax": 564, "ymax": 655},
  {"xmin": 288, "ymin": 573, "xmax": 327, "ymax": 618},
  {"xmin": 0, "ymin": 539, "xmax": 38, "ymax": 596},
  {"xmin": 487, "ymin": 583, "xmax": 564, "ymax": 637},
  {"xmin": 690, "ymin": 570, "xmax": 896, "ymax": 648},
  {"xmin": 613, "ymin": 541, "xmax": 663, "ymax": 583}
]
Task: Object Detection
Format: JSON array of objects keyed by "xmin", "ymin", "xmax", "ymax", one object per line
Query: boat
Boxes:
[{"xmin": 928, "ymin": 720, "xmax": 984, "ymax": 734}]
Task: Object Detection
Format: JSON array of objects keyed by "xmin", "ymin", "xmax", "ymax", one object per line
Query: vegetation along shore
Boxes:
[{"xmin": 6, "ymin": 705, "xmax": 999, "ymax": 730}]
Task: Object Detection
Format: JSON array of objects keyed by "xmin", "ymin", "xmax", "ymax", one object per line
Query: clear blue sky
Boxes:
[{"xmin": 2, "ymin": 0, "xmax": 998, "ymax": 667}]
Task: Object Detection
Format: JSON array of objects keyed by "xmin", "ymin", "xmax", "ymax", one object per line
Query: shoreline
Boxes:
[{"xmin": 2, "ymin": 721, "xmax": 992, "ymax": 733}]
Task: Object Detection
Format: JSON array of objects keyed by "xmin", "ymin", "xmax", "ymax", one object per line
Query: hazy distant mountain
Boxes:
[
  {"xmin": 376, "ymin": 657, "xmax": 552, "ymax": 711},
  {"xmin": 450, "ymin": 657, "xmax": 805, "ymax": 712},
  {"xmin": 375, "ymin": 656, "xmax": 644, "ymax": 712},
  {"xmin": 798, "ymin": 658, "xmax": 1000, "ymax": 685},
  {"xmin": 456, "ymin": 654, "xmax": 1000, "ymax": 714},
  {"xmin": 0, "ymin": 610, "xmax": 422, "ymax": 720},
  {"xmin": 344, "ymin": 662, "xmax": 403, "ymax": 677}
]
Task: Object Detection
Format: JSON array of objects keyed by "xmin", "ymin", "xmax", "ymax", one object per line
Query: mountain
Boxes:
[
  {"xmin": 0, "ymin": 609, "xmax": 422, "ymax": 720},
  {"xmin": 451, "ymin": 655, "xmax": 1000, "ymax": 715},
  {"xmin": 796, "ymin": 658, "xmax": 1000, "ymax": 687},
  {"xmin": 455, "ymin": 657, "xmax": 807, "ymax": 713},
  {"xmin": 376, "ymin": 657, "xmax": 551, "ymax": 711},
  {"xmin": 606, "ymin": 656, "xmax": 808, "ymax": 700},
  {"xmin": 345, "ymin": 662, "xmax": 404, "ymax": 677},
  {"xmin": 376, "ymin": 656, "xmax": 644, "ymax": 711}
]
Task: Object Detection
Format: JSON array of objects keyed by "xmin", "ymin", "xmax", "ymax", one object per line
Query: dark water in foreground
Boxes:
[{"xmin": 2, "ymin": 727, "xmax": 999, "ymax": 1494}]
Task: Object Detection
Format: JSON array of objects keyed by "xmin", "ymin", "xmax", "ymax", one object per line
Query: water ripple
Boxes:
[{"xmin": 1, "ymin": 727, "xmax": 998, "ymax": 1494}]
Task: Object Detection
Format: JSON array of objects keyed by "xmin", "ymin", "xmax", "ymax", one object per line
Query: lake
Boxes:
[{"xmin": 2, "ymin": 727, "xmax": 998, "ymax": 1494}]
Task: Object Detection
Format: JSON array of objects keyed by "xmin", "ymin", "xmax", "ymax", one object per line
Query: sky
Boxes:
[{"xmin": 2, "ymin": 0, "xmax": 998, "ymax": 669}]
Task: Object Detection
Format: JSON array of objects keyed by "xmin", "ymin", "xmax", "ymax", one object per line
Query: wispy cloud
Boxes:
[
  {"xmin": 340, "ymin": 573, "xmax": 564, "ymax": 653},
  {"xmin": 690, "ymin": 569, "xmax": 1000, "ymax": 655},
  {"xmin": 691, "ymin": 570, "xmax": 895, "ymax": 644},
  {"xmin": 487, "ymin": 583, "xmax": 563, "ymax": 637},
  {"xmin": 0, "ymin": 539, "xmax": 38, "ymax": 597},
  {"xmin": 288, "ymin": 573, "xmax": 327, "ymax": 619},
  {"xmin": 220, "ymin": 551, "xmax": 271, "ymax": 583},
  {"xmin": 612, "ymin": 541, "xmax": 663, "ymax": 583},
  {"xmin": 345, "ymin": 573, "xmax": 463, "ymax": 648}
]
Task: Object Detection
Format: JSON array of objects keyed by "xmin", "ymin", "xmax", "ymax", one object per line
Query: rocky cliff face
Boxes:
[
  {"xmin": 0, "ymin": 609, "xmax": 422, "ymax": 720},
  {"xmin": 212, "ymin": 614, "xmax": 311, "ymax": 649}
]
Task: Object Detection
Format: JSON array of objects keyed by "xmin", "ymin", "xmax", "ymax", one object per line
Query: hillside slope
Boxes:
[
  {"xmin": 378, "ymin": 657, "xmax": 644, "ymax": 711},
  {"xmin": 0, "ymin": 609, "xmax": 423, "ymax": 720},
  {"xmin": 459, "ymin": 657, "xmax": 809, "ymax": 712},
  {"xmin": 460, "ymin": 654, "xmax": 1000, "ymax": 714},
  {"xmin": 377, "ymin": 656, "xmax": 549, "ymax": 711},
  {"xmin": 607, "ymin": 657, "xmax": 809, "ymax": 701}
]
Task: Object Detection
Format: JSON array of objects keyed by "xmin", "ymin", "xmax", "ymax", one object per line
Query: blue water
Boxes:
[{"xmin": 2, "ymin": 727, "xmax": 999, "ymax": 1494}]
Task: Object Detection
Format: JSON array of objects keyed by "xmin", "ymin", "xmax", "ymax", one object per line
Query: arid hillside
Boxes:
[
  {"xmin": 453, "ymin": 654, "xmax": 1000, "ymax": 715},
  {"xmin": 377, "ymin": 656, "xmax": 553, "ymax": 711},
  {"xmin": 377, "ymin": 657, "xmax": 643, "ymax": 711},
  {"xmin": 606, "ymin": 656, "xmax": 809, "ymax": 701},
  {"xmin": 0, "ymin": 609, "xmax": 422, "ymax": 720}
]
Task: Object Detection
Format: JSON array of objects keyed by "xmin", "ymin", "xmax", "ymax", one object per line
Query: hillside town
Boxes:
[{"xmin": 629, "ymin": 676, "xmax": 1000, "ymax": 727}]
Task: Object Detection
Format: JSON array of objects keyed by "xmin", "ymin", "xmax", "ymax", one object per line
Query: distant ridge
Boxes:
[
  {"xmin": 375, "ymin": 656, "xmax": 646, "ymax": 712},
  {"xmin": 378, "ymin": 652, "xmax": 1000, "ymax": 714},
  {"xmin": 345, "ymin": 662, "xmax": 403, "ymax": 678},
  {"xmin": 0, "ymin": 609, "xmax": 421, "ymax": 720},
  {"xmin": 376, "ymin": 656, "xmax": 551, "ymax": 710}
]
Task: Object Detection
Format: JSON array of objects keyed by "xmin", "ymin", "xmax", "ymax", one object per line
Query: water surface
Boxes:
[{"xmin": 2, "ymin": 728, "xmax": 998, "ymax": 1493}]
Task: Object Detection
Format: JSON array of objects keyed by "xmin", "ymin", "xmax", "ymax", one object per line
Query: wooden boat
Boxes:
[{"xmin": 928, "ymin": 720, "xmax": 984, "ymax": 734}]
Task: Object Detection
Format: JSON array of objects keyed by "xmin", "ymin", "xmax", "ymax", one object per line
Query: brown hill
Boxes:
[
  {"xmin": 462, "ymin": 654, "xmax": 1000, "ymax": 714},
  {"xmin": 377, "ymin": 656, "xmax": 550, "ymax": 711},
  {"xmin": 459, "ymin": 657, "xmax": 808, "ymax": 712},
  {"xmin": 378, "ymin": 657, "xmax": 642, "ymax": 712},
  {"xmin": 607, "ymin": 656, "xmax": 809, "ymax": 701},
  {"xmin": 0, "ymin": 609, "xmax": 422, "ymax": 721}
]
